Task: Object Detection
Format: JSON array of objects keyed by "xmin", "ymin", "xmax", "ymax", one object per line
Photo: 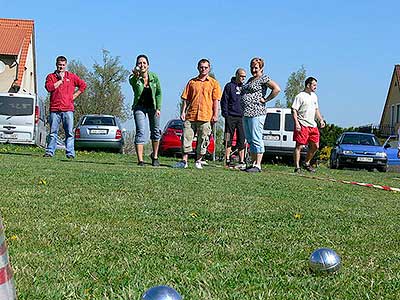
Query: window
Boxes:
[
  {"xmin": 0, "ymin": 96, "xmax": 33, "ymax": 116},
  {"xmin": 82, "ymin": 116, "xmax": 115, "ymax": 126},
  {"xmin": 284, "ymin": 114, "xmax": 294, "ymax": 132},
  {"xmin": 396, "ymin": 104, "xmax": 400, "ymax": 124},
  {"xmin": 264, "ymin": 113, "xmax": 280, "ymax": 130},
  {"xmin": 167, "ymin": 120, "xmax": 183, "ymax": 130},
  {"xmin": 341, "ymin": 134, "xmax": 380, "ymax": 146},
  {"xmin": 390, "ymin": 105, "xmax": 395, "ymax": 127}
]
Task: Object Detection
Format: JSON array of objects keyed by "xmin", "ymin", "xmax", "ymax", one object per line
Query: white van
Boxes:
[
  {"xmin": 0, "ymin": 92, "xmax": 46, "ymax": 147},
  {"xmin": 262, "ymin": 107, "xmax": 306, "ymax": 159}
]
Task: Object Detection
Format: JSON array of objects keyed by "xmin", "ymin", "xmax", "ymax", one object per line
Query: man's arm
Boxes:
[
  {"xmin": 292, "ymin": 108, "xmax": 301, "ymax": 131},
  {"xmin": 211, "ymin": 81, "xmax": 222, "ymax": 123},
  {"xmin": 73, "ymin": 90, "xmax": 82, "ymax": 100},
  {"xmin": 45, "ymin": 74, "xmax": 62, "ymax": 92},
  {"xmin": 73, "ymin": 74, "xmax": 87, "ymax": 100},
  {"xmin": 315, "ymin": 108, "xmax": 326, "ymax": 128},
  {"xmin": 220, "ymin": 85, "xmax": 229, "ymax": 117},
  {"xmin": 212, "ymin": 99, "xmax": 219, "ymax": 123},
  {"xmin": 180, "ymin": 99, "xmax": 187, "ymax": 121}
]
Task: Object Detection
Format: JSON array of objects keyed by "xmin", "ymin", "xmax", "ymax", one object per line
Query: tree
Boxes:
[
  {"xmin": 319, "ymin": 122, "xmax": 345, "ymax": 149},
  {"xmin": 284, "ymin": 65, "xmax": 306, "ymax": 108},
  {"xmin": 274, "ymin": 99, "xmax": 284, "ymax": 108},
  {"xmin": 68, "ymin": 60, "xmax": 92, "ymax": 124},
  {"xmin": 68, "ymin": 49, "xmax": 130, "ymax": 124},
  {"xmin": 175, "ymin": 99, "xmax": 183, "ymax": 118}
]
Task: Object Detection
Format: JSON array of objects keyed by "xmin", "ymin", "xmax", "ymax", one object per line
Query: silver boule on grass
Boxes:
[
  {"xmin": 309, "ymin": 248, "xmax": 341, "ymax": 274},
  {"xmin": 142, "ymin": 285, "xmax": 182, "ymax": 300}
]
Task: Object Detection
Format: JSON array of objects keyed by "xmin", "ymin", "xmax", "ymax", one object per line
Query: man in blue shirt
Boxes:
[{"xmin": 221, "ymin": 68, "xmax": 247, "ymax": 169}]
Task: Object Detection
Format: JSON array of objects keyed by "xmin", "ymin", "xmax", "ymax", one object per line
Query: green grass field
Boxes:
[{"xmin": 1, "ymin": 145, "xmax": 400, "ymax": 299}]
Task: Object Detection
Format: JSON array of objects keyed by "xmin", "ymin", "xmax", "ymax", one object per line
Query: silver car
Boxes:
[{"xmin": 74, "ymin": 114, "xmax": 125, "ymax": 153}]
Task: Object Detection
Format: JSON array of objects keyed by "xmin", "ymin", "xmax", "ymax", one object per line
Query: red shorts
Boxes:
[{"xmin": 293, "ymin": 126, "xmax": 320, "ymax": 145}]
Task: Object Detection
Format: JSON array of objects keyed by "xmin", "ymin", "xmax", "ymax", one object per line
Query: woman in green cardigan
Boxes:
[{"xmin": 129, "ymin": 54, "xmax": 162, "ymax": 166}]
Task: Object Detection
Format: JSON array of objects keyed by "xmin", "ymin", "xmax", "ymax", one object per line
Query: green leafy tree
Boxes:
[
  {"xmin": 68, "ymin": 49, "xmax": 130, "ymax": 124},
  {"xmin": 274, "ymin": 99, "xmax": 284, "ymax": 108},
  {"xmin": 175, "ymin": 99, "xmax": 183, "ymax": 118},
  {"xmin": 319, "ymin": 122, "xmax": 345, "ymax": 149},
  {"xmin": 68, "ymin": 61, "xmax": 92, "ymax": 124},
  {"xmin": 284, "ymin": 65, "xmax": 306, "ymax": 108}
]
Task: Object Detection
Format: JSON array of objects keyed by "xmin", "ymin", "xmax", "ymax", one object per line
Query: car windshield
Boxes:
[
  {"xmin": 341, "ymin": 134, "xmax": 381, "ymax": 146},
  {"xmin": 82, "ymin": 116, "xmax": 116, "ymax": 126},
  {"xmin": 167, "ymin": 120, "xmax": 183, "ymax": 130}
]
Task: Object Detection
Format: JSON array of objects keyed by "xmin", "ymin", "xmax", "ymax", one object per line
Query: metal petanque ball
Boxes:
[
  {"xmin": 309, "ymin": 248, "xmax": 341, "ymax": 274},
  {"xmin": 142, "ymin": 285, "xmax": 182, "ymax": 300}
]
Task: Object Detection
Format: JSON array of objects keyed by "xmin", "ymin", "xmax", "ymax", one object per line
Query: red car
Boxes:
[{"xmin": 159, "ymin": 119, "xmax": 215, "ymax": 157}]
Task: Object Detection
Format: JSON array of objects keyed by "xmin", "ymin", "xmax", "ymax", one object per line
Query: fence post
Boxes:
[{"xmin": 0, "ymin": 216, "xmax": 17, "ymax": 299}]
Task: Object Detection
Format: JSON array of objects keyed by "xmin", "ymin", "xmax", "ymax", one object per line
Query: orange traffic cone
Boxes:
[{"xmin": 0, "ymin": 217, "xmax": 17, "ymax": 300}]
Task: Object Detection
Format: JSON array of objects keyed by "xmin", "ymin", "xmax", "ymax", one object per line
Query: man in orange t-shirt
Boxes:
[{"xmin": 174, "ymin": 58, "xmax": 222, "ymax": 169}]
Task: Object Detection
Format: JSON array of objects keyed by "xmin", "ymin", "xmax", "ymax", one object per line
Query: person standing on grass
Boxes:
[
  {"xmin": 44, "ymin": 55, "xmax": 87, "ymax": 159},
  {"xmin": 221, "ymin": 68, "xmax": 247, "ymax": 169},
  {"xmin": 129, "ymin": 54, "xmax": 162, "ymax": 167},
  {"xmin": 174, "ymin": 58, "xmax": 222, "ymax": 169},
  {"xmin": 240, "ymin": 57, "xmax": 281, "ymax": 173},
  {"xmin": 292, "ymin": 77, "xmax": 325, "ymax": 173}
]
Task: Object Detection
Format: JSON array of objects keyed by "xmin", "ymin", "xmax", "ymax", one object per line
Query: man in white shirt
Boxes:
[{"xmin": 292, "ymin": 77, "xmax": 325, "ymax": 173}]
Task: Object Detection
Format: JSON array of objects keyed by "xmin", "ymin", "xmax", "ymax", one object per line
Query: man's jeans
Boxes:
[{"xmin": 45, "ymin": 111, "xmax": 75, "ymax": 157}]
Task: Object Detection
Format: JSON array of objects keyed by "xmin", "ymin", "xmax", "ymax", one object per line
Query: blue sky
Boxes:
[{"xmin": 3, "ymin": 0, "xmax": 399, "ymax": 129}]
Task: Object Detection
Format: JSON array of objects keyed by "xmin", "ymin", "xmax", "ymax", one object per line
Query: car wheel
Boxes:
[
  {"xmin": 329, "ymin": 155, "xmax": 336, "ymax": 169},
  {"xmin": 335, "ymin": 158, "xmax": 343, "ymax": 169},
  {"xmin": 377, "ymin": 165, "xmax": 387, "ymax": 173}
]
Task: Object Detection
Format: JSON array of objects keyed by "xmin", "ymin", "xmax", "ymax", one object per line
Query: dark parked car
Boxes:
[
  {"xmin": 159, "ymin": 119, "xmax": 215, "ymax": 157},
  {"xmin": 329, "ymin": 132, "xmax": 387, "ymax": 172},
  {"xmin": 74, "ymin": 114, "xmax": 125, "ymax": 153}
]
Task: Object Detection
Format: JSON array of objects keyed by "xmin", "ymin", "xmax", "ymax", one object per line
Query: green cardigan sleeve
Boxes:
[{"xmin": 153, "ymin": 74, "xmax": 162, "ymax": 111}]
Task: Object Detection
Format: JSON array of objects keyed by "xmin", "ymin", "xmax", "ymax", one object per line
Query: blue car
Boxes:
[
  {"xmin": 329, "ymin": 132, "xmax": 388, "ymax": 172},
  {"xmin": 383, "ymin": 135, "xmax": 400, "ymax": 166}
]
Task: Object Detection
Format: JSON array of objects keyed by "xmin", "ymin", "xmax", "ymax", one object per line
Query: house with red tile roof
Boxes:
[
  {"xmin": 0, "ymin": 18, "xmax": 36, "ymax": 94},
  {"xmin": 0, "ymin": 18, "xmax": 46, "ymax": 147},
  {"xmin": 379, "ymin": 65, "xmax": 400, "ymax": 136}
]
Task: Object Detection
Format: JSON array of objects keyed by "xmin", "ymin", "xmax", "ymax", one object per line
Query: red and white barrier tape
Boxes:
[
  {"xmin": 0, "ymin": 218, "xmax": 17, "ymax": 300},
  {"xmin": 295, "ymin": 173, "xmax": 400, "ymax": 192}
]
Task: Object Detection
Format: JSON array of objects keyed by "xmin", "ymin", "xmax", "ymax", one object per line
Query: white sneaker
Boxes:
[
  {"xmin": 200, "ymin": 160, "xmax": 208, "ymax": 166},
  {"xmin": 235, "ymin": 163, "xmax": 247, "ymax": 170},
  {"xmin": 195, "ymin": 160, "xmax": 203, "ymax": 169},
  {"xmin": 174, "ymin": 160, "xmax": 188, "ymax": 168}
]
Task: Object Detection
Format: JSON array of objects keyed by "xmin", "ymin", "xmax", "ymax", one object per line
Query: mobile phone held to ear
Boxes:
[{"xmin": 55, "ymin": 71, "xmax": 62, "ymax": 80}]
